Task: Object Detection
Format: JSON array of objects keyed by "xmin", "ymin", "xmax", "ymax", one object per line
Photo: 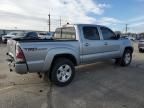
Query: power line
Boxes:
[{"xmin": 60, "ymin": 16, "xmax": 61, "ymax": 27}]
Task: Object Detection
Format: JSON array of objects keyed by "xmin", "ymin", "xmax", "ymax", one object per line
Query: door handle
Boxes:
[
  {"xmin": 104, "ymin": 42, "xmax": 108, "ymax": 45},
  {"xmin": 84, "ymin": 43, "xmax": 89, "ymax": 46}
]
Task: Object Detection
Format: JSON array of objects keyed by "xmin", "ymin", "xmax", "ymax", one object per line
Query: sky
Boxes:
[{"xmin": 0, "ymin": 0, "xmax": 144, "ymax": 33}]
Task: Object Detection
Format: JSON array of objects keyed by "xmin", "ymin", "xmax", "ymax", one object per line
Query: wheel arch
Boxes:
[
  {"xmin": 42, "ymin": 47, "xmax": 79, "ymax": 73},
  {"xmin": 52, "ymin": 54, "xmax": 77, "ymax": 66},
  {"xmin": 124, "ymin": 46, "xmax": 134, "ymax": 53}
]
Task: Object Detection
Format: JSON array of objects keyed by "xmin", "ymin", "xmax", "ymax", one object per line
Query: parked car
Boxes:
[
  {"xmin": 123, "ymin": 35, "xmax": 135, "ymax": 41},
  {"xmin": 127, "ymin": 36, "xmax": 135, "ymax": 41},
  {"xmin": 0, "ymin": 34, "xmax": 4, "ymax": 42},
  {"xmin": 38, "ymin": 32, "xmax": 54, "ymax": 39},
  {"xmin": 138, "ymin": 38, "xmax": 144, "ymax": 52},
  {"xmin": 12, "ymin": 32, "xmax": 39, "ymax": 40},
  {"xmin": 2, "ymin": 32, "xmax": 23, "ymax": 43},
  {"xmin": 6, "ymin": 24, "xmax": 133, "ymax": 86}
]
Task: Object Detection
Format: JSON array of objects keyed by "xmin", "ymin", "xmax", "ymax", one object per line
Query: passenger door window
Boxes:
[
  {"xmin": 100, "ymin": 27, "xmax": 116, "ymax": 40},
  {"xmin": 83, "ymin": 27, "xmax": 100, "ymax": 40}
]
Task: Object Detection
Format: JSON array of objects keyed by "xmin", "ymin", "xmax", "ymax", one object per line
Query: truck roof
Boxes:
[{"xmin": 62, "ymin": 23, "xmax": 105, "ymax": 28}]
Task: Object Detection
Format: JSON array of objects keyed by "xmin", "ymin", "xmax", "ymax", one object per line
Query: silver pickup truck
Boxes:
[{"xmin": 7, "ymin": 24, "xmax": 133, "ymax": 86}]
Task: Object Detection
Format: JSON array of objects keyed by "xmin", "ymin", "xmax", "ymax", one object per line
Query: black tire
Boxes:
[
  {"xmin": 115, "ymin": 58, "xmax": 121, "ymax": 64},
  {"xmin": 139, "ymin": 49, "xmax": 143, "ymax": 53},
  {"xmin": 50, "ymin": 58, "xmax": 75, "ymax": 87},
  {"xmin": 120, "ymin": 49, "xmax": 132, "ymax": 66}
]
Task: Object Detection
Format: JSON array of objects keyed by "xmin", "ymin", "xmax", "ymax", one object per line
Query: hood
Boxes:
[
  {"xmin": 3, "ymin": 35, "xmax": 15, "ymax": 38},
  {"xmin": 11, "ymin": 35, "xmax": 26, "ymax": 39}
]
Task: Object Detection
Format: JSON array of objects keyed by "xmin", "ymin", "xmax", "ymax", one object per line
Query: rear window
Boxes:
[{"xmin": 54, "ymin": 27, "xmax": 76, "ymax": 40}]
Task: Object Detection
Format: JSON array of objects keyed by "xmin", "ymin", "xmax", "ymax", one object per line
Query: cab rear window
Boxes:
[{"xmin": 54, "ymin": 27, "xmax": 76, "ymax": 40}]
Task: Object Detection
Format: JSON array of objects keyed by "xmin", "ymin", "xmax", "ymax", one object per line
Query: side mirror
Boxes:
[{"xmin": 116, "ymin": 34, "xmax": 120, "ymax": 39}]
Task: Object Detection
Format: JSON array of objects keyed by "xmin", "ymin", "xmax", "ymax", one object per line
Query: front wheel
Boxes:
[
  {"xmin": 51, "ymin": 58, "xmax": 75, "ymax": 87},
  {"xmin": 120, "ymin": 49, "xmax": 132, "ymax": 66}
]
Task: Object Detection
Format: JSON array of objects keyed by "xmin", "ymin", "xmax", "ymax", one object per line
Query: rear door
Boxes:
[
  {"xmin": 98, "ymin": 26, "xmax": 121, "ymax": 58},
  {"xmin": 81, "ymin": 26, "xmax": 106, "ymax": 63}
]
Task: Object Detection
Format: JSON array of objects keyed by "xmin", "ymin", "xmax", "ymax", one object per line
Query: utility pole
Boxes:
[
  {"xmin": 60, "ymin": 16, "xmax": 61, "ymax": 27},
  {"xmin": 125, "ymin": 24, "xmax": 128, "ymax": 33},
  {"xmin": 48, "ymin": 13, "xmax": 51, "ymax": 32}
]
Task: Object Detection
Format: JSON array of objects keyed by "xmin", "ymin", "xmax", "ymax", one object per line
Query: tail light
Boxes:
[{"xmin": 16, "ymin": 46, "xmax": 25, "ymax": 63}]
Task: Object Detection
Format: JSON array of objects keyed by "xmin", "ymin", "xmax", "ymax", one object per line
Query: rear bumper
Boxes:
[
  {"xmin": 6, "ymin": 53, "xmax": 28, "ymax": 74},
  {"xmin": 138, "ymin": 43, "xmax": 144, "ymax": 49},
  {"xmin": 15, "ymin": 63, "xmax": 28, "ymax": 74}
]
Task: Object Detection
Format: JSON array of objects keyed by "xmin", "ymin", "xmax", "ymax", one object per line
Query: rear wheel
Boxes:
[{"xmin": 50, "ymin": 58, "xmax": 75, "ymax": 87}]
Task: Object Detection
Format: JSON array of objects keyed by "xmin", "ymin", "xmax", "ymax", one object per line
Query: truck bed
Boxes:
[{"xmin": 7, "ymin": 38, "xmax": 80, "ymax": 74}]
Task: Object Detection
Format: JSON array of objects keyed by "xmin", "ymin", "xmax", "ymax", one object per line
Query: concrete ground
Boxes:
[{"xmin": 0, "ymin": 42, "xmax": 144, "ymax": 108}]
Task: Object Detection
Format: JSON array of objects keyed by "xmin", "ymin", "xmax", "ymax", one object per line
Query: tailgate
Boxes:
[
  {"xmin": 7, "ymin": 39, "xmax": 28, "ymax": 74},
  {"xmin": 7, "ymin": 39, "xmax": 17, "ymax": 59}
]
